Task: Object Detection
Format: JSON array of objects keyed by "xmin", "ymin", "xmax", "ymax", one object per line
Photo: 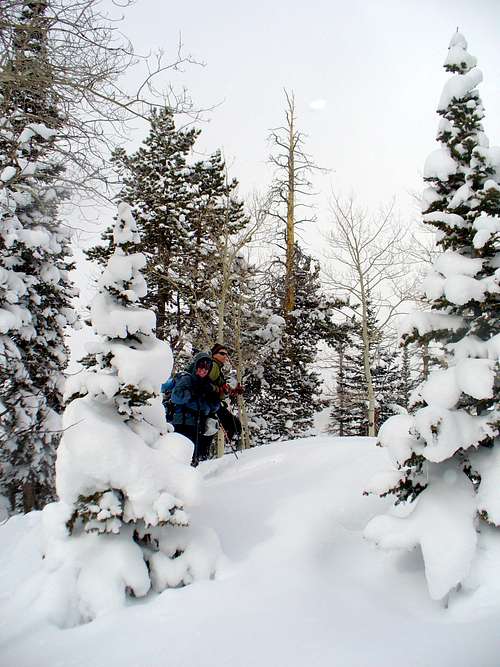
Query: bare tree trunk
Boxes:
[
  {"xmin": 338, "ymin": 346, "xmax": 345, "ymax": 437},
  {"xmin": 360, "ymin": 280, "xmax": 376, "ymax": 437},
  {"xmin": 216, "ymin": 226, "xmax": 230, "ymax": 342},
  {"xmin": 268, "ymin": 90, "xmax": 320, "ymax": 319},
  {"xmin": 421, "ymin": 341, "xmax": 430, "ymax": 380},
  {"xmin": 155, "ymin": 292, "xmax": 167, "ymax": 340},
  {"xmin": 23, "ymin": 480, "xmax": 36, "ymax": 514},
  {"xmin": 216, "ymin": 429, "xmax": 225, "ymax": 458},
  {"xmin": 234, "ymin": 296, "xmax": 251, "ymax": 450},
  {"xmin": 284, "ymin": 95, "xmax": 296, "ymax": 317}
]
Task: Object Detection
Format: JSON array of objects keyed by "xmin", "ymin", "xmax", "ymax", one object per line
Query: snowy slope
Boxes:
[{"xmin": 1, "ymin": 436, "xmax": 500, "ymax": 667}]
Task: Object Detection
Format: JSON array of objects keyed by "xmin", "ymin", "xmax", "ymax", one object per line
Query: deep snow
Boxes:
[{"xmin": 1, "ymin": 436, "xmax": 500, "ymax": 667}]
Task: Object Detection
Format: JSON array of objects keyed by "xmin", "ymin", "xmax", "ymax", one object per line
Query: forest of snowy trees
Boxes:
[{"xmin": 0, "ymin": 0, "xmax": 498, "ymax": 615}]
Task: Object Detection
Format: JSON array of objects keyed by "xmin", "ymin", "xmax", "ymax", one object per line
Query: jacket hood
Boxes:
[{"xmin": 189, "ymin": 351, "xmax": 213, "ymax": 377}]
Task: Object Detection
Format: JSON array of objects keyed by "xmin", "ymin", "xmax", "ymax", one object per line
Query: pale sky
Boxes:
[
  {"xmin": 69, "ymin": 0, "xmax": 500, "ymax": 365},
  {"xmin": 106, "ymin": 0, "xmax": 500, "ymax": 224}
]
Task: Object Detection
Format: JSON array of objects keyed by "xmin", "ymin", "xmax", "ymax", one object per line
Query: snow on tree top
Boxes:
[
  {"xmin": 438, "ymin": 68, "xmax": 483, "ymax": 111},
  {"xmin": 444, "ymin": 32, "xmax": 477, "ymax": 72},
  {"xmin": 108, "ymin": 335, "xmax": 172, "ymax": 394},
  {"xmin": 101, "ymin": 253, "xmax": 148, "ymax": 300},
  {"xmin": 449, "ymin": 31, "xmax": 468, "ymax": 50},
  {"xmin": 114, "ymin": 202, "xmax": 140, "ymax": 246}
]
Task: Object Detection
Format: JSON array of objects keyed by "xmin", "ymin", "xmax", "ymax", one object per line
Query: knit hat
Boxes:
[{"xmin": 211, "ymin": 343, "xmax": 230, "ymax": 355}]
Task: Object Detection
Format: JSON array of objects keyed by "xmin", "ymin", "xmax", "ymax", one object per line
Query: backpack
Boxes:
[{"xmin": 161, "ymin": 373, "xmax": 187, "ymax": 422}]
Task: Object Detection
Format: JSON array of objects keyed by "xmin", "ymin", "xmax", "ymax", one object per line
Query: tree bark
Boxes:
[
  {"xmin": 284, "ymin": 98, "xmax": 296, "ymax": 317},
  {"xmin": 360, "ymin": 281, "xmax": 376, "ymax": 437}
]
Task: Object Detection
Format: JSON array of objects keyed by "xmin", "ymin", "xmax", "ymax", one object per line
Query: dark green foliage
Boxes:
[
  {"xmin": 87, "ymin": 109, "xmax": 248, "ymax": 354},
  {"xmin": 329, "ymin": 302, "xmax": 412, "ymax": 437},
  {"xmin": 386, "ymin": 34, "xmax": 500, "ymax": 513},
  {"xmin": 247, "ymin": 246, "xmax": 347, "ymax": 444},
  {"xmin": 0, "ymin": 0, "xmax": 76, "ymax": 514}
]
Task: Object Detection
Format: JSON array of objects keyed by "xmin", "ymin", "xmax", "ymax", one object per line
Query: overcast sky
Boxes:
[
  {"xmin": 69, "ymin": 0, "xmax": 500, "ymax": 364},
  {"xmin": 106, "ymin": 0, "xmax": 500, "ymax": 227}
]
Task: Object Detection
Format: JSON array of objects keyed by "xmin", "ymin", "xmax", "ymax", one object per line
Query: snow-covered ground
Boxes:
[{"xmin": 1, "ymin": 436, "xmax": 499, "ymax": 667}]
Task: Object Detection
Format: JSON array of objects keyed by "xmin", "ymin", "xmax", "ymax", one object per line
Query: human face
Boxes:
[
  {"xmin": 196, "ymin": 366, "xmax": 209, "ymax": 378},
  {"xmin": 213, "ymin": 350, "xmax": 229, "ymax": 364}
]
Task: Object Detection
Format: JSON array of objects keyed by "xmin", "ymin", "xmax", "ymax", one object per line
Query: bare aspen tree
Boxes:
[
  {"xmin": 325, "ymin": 195, "xmax": 410, "ymax": 436},
  {"xmin": 0, "ymin": 0, "xmax": 200, "ymax": 200},
  {"xmin": 212, "ymin": 191, "xmax": 273, "ymax": 453}
]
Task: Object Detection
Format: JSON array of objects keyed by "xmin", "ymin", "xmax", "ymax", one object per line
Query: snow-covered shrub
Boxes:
[
  {"xmin": 39, "ymin": 204, "xmax": 220, "ymax": 626},
  {"xmin": 365, "ymin": 33, "xmax": 499, "ymax": 601}
]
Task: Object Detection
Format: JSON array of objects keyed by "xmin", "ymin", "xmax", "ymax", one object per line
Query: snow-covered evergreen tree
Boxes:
[
  {"xmin": 248, "ymin": 246, "xmax": 345, "ymax": 444},
  {"xmin": 185, "ymin": 150, "xmax": 248, "ymax": 352},
  {"xmin": 44, "ymin": 203, "xmax": 219, "ymax": 625},
  {"xmin": 328, "ymin": 302, "xmax": 404, "ymax": 437},
  {"xmin": 372, "ymin": 346, "xmax": 409, "ymax": 425},
  {"xmin": 328, "ymin": 321, "xmax": 366, "ymax": 436},
  {"xmin": 87, "ymin": 108, "xmax": 198, "ymax": 348},
  {"xmin": 0, "ymin": 0, "xmax": 76, "ymax": 513},
  {"xmin": 365, "ymin": 33, "xmax": 500, "ymax": 601},
  {"xmin": 88, "ymin": 115, "xmax": 247, "ymax": 357},
  {"xmin": 327, "ymin": 338, "xmax": 349, "ymax": 436}
]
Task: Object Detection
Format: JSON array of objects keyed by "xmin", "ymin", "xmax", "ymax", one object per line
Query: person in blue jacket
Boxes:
[{"xmin": 167, "ymin": 353, "xmax": 220, "ymax": 465}]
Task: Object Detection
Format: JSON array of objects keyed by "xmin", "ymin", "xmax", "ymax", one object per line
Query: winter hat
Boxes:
[{"xmin": 211, "ymin": 343, "xmax": 230, "ymax": 355}]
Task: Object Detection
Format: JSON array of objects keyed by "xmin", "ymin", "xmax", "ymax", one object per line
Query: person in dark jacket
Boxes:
[
  {"xmin": 170, "ymin": 353, "xmax": 220, "ymax": 465},
  {"xmin": 184, "ymin": 345, "xmax": 243, "ymax": 444}
]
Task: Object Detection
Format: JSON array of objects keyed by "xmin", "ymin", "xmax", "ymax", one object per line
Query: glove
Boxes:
[{"xmin": 204, "ymin": 417, "xmax": 219, "ymax": 436}]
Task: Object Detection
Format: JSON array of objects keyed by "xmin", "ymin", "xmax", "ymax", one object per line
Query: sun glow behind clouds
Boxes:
[{"xmin": 309, "ymin": 99, "xmax": 327, "ymax": 111}]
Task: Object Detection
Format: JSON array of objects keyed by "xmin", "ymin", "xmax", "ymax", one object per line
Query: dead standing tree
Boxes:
[{"xmin": 267, "ymin": 89, "xmax": 323, "ymax": 322}]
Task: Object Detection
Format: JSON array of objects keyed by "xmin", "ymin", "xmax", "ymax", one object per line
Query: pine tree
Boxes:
[
  {"xmin": 329, "ymin": 327, "xmax": 367, "ymax": 436},
  {"xmin": 184, "ymin": 150, "xmax": 248, "ymax": 352},
  {"xmin": 0, "ymin": 0, "xmax": 76, "ymax": 513},
  {"xmin": 372, "ymin": 345, "xmax": 408, "ymax": 426},
  {"xmin": 328, "ymin": 337, "xmax": 349, "ymax": 436},
  {"xmin": 52, "ymin": 203, "xmax": 217, "ymax": 623},
  {"xmin": 329, "ymin": 301, "xmax": 395, "ymax": 437},
  {"xmin": 88, "ymin": 116, "xmax": 247, "ymax": 357},
  {"xmin": 87, "ymin": 108, "xmax": 199, "ymax": 348},
  {"xmin": 248, "ymin": 246, "xmax": 345, "ymax": 444},
  {"xmin": 366, "ymin": 33, "xmax": 500, "ymax": 601}
]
